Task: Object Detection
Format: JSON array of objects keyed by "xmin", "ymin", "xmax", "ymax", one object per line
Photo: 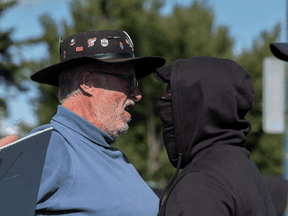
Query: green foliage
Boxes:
[
  {"xmin": 3, "ymin": 0, "xmax": 282, "ymax": 186},
  {"xmin": 249, "ymin": 133, "xmax": 282, "ymax": 176},
  {"xmin": 235, "ymin": 24, "xmax": 283, "ymax": 176},
  {"xmin": 0, "ymin": 0, "xmax": 26, "ymax": 91},
  {"xmin": 0, "ymin": 0, "xmax": 32, "ymax": 138}
]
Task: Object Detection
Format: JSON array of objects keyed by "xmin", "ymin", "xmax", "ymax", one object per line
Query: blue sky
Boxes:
[{"xmin": 0, "ymin": 0, "xmax": 285, "ymax": 135}]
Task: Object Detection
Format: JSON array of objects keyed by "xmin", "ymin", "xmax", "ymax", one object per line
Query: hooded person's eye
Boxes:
[{"xmin": 162, "ymin": 83, "xmax": 171, "ymax": 98}]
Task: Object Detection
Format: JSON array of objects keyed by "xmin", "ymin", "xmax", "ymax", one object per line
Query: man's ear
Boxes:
[{"xmin": 79, "ymin": 71, "xmax": 93, "ymax": 96}]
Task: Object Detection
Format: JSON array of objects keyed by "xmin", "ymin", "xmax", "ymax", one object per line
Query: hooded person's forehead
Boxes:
[{"xmin": 154, "ymin": 64, "xmax": 173, "ymax": 83}]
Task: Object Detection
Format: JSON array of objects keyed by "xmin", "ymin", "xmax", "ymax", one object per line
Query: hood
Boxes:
[{"xmin": 155, "ymin": 56, "xmax": 255, "ymax": 168}]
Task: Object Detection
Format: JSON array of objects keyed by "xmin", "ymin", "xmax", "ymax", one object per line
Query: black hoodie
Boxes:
[
  {"xmin": 154, "ymin": 57, "xmax": 277, "ymax": 216},
  {"xmin": 263, "ymin": 175, "xmax": 288, "ymax": 216}
]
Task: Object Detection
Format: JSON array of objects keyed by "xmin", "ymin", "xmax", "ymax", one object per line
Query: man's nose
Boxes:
[{"xmin": 130, "ymin": 86, "xmax": 142, "ymax": 102}]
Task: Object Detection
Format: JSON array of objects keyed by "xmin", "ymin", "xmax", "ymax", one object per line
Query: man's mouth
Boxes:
[{"xmin": 124, "ymin": 104, "xmax": 133, "ymax": 112}]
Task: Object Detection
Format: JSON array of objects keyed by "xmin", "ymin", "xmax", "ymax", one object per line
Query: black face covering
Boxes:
[{"xmin": 156, "ymin": 97, "xmax": 178, "ymax": 168}]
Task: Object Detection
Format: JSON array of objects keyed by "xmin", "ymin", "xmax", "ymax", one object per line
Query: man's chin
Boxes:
[
  {"xmin": 108, "ymin": 123, "xmax": 129, "ymax": 140},
  {"xmin": 119, "ymin": 124, "xmax": 129, "ymax": 135}
]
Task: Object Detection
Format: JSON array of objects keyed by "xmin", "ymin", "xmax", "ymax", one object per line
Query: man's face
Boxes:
[
  {"xmin": 81, "ymin": 62, "xmax": 142, "ymax": 139},
  {"xmin": 162, "ymin": 83, "xmax": 171, "ymax": 99}
]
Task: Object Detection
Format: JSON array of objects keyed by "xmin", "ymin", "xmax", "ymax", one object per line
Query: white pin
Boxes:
[
  {"xmin": 70, "ymin": 38, "xmax": 76, "ymax": 46},
  {"xmin": 100, "ymin": 38, "xmax": 108, "ymax": 47}
]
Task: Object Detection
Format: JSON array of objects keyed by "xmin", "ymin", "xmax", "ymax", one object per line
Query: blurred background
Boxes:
[{"xmin": 0, "ymin": 0, "xmax": 284, "ymax": 188}]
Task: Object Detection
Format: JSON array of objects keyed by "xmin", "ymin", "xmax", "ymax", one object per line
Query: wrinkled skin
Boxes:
[{"xmin": 62, "ymin": 62, "xmax": 142, "ymax": 139}]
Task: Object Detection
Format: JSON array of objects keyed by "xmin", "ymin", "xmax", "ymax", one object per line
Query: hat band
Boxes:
[{"xmin": 92, "ymin": 53, "xmax": 135, "ymax": 60}]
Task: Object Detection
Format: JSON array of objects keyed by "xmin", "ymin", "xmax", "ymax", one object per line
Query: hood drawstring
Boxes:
[{"xmin": 158, "ymin": 153, "xmax": 183, "ymax": 211}]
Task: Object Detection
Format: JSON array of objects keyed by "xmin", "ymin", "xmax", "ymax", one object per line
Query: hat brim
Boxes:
[
  {"xmin": 270, "ymin": 43, "xmax": 288, "ymax": 61},
  {"xmin": 153, "ymin": 64, "xmax": 172, "ymax": 83},
  {"xmin": 31, "ymin": 56, "xmax": 166, "ymax": 87}
]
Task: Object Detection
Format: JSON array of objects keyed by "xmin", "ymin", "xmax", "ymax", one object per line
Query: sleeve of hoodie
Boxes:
[{"xmin": 165, "ymin": 172, "xmax": 234, "ymax": 216}]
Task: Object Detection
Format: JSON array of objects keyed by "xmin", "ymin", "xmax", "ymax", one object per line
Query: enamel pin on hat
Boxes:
[
  {"xmin": 120, "ymin": 42, "xmax": 124, "ymax": 50},
  {"xmin": 87, "ymin": 38, "xmax": 97, "ymax": 47},
  {"xmin": 76, "ymin": 46, "xmax": 83, "ymax": 52},
  {"xmin": 100, "ymin": 38, "xmax": 108, "ymax": 47},
  {"xmin": 70, "ymin": 38, "xmax": 76, "ymax": 46}
]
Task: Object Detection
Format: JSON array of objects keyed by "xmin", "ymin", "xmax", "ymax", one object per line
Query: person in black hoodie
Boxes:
[
  {"xmin": 154, "ymin": 56, "xmax": 277, "ymax": 216},
  {"xmin": 263, "ymin": 175, "xmax": 288, "ymax": 216},
  {"xmin": 269, "ymin": 42, "xmax": 288, "ymax": 216}
]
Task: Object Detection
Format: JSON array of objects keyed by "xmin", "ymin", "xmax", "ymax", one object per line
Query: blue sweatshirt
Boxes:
[{"xmin": 28, "ymin": 105, "xmax": 159, "ymax": 215}]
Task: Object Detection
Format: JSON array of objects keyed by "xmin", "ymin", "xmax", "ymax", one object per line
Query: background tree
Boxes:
[
  {"xmin": 236, "ymin": 25, "xmax": 283, "ymax": 176},
  {"xmin": 7, "ymin": 0, "xmax": 282, "ymax": 187},
  {"xmin": 0, "ymin": 0, "xmax": 31, "ymax": 137}
]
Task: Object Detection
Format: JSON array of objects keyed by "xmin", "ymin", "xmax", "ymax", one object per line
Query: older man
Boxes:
[{"xmin": 3, "ymin": 30, "xmax": 165, "ymax": 215}]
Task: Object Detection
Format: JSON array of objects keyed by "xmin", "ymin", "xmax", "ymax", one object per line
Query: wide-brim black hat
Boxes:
[
  {"xmin": 31, "ymin": 30, "xmax": 166, "ymax": 87},
  {"xmin": 270, "ymin": 43, "xmax": 288, "ymax": 61}
]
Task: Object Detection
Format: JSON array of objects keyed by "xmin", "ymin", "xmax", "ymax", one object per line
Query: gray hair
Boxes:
[{"xmin": 58, "ymin": 63, "xmax": 112, "ymax": 104}]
